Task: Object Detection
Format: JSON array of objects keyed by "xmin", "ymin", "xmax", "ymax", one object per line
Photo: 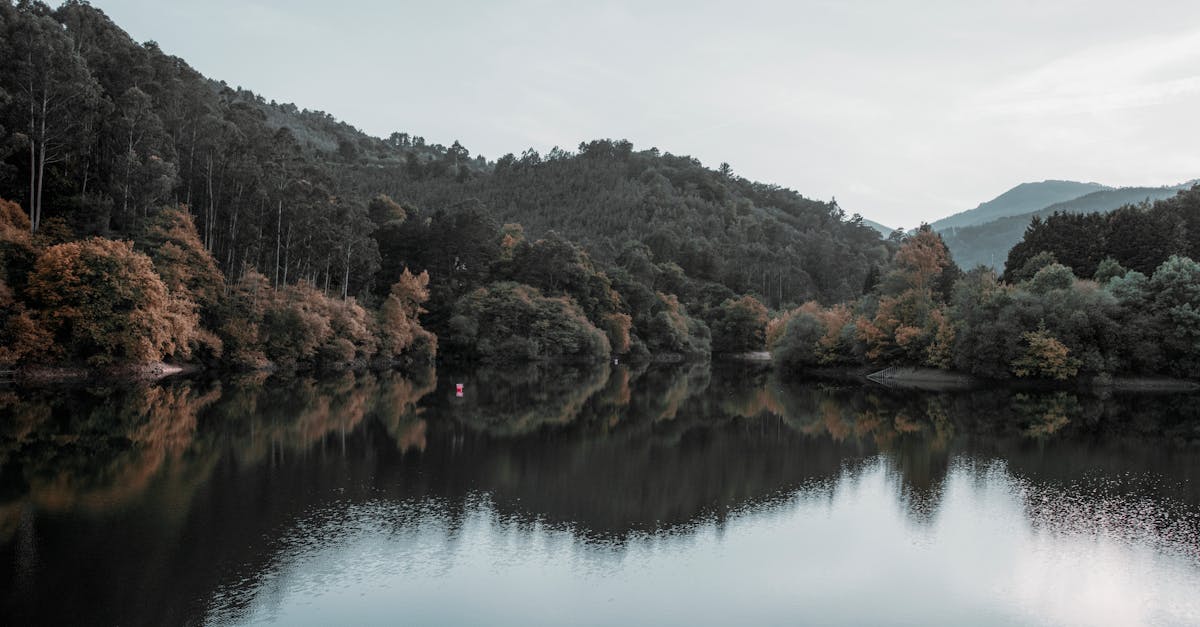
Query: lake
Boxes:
[{"xmin": 2, "ymin": 362, "xmax": 1199, "ymax": 626}]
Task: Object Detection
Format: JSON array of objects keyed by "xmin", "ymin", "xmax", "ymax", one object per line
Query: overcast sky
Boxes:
[{"xmin": 91, "ymin": 0, "xmax": 1200, "ymax": 228}]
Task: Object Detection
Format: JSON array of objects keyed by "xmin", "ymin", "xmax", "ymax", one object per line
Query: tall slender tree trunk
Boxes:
[
  {"xmin": 342, "ymin": 241, "xmax": 353, "ymax": 300},
  {"xmin": 123, "ymin": 125, "xmax": 134, "ymax": 224},
  {"xmin": 34, "ymin": 95, "xmax": 49, "ymax": 231},
  {"xmin": 274, "ymin": 199, "xmax": 282, "ymax": 288},
  {"xmin": 210, "ymin": 158, "xmax": 225, "ymax": 253},
  {"xmin": 227, "ymin": 185, "xmax": 241, "ymax": 271},
  {"xmin": 205, "ymin": 152, "xmax": 215, "ymax": 251},
  {"xmin": 26, "ymin": 62, "xmax": 36, "ymax": 232},
  {"xmin": 282, "ymin": 223, "xmax": 293, "ymax": 286},
  {"xmin": 35, "ymin": 141, "xmax": 45, "ymax": 231},
  {"xmin": 80, "ymin": 145, "xmax": 91, "ymax": 200},
  {"xmin": 27, "ymin": 136, "xmax": 36, "ymax": 232},
  {"xmin": 185, "ymin": 127, "xmax": 197, "ymax": 206},
  {"xmin": 324, "ymin": 256, "xmax": 331, "ymax": 295}
]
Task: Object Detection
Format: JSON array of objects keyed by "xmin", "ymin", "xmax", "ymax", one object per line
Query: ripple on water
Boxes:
[{"xmin": 1017, "ymin": 471, "xmax": 1200, "ymax": 564}]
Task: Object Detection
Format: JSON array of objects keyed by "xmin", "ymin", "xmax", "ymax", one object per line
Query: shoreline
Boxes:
[
  {"xmin": 8, "ymin": 354, "xmax": 1199, "ymax": 394},
  {"xmin": 755, "ymin": 360, "xmax": 1200, "ymax": 393}
]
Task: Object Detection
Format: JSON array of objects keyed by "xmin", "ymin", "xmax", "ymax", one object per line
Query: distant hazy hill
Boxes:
[
  {"xmin": 860, "ymin": 218, "xmax": 895, "ymax": 237},
  {"xmin": 940, "ymin": 183, "xmax": 1194, "ymax": 270},
  {"xmin": 930, "ymin": 180, "xmax": 1109, "ymax": 231}
]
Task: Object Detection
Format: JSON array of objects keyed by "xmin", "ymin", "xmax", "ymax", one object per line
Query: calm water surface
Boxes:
[{"xmin": 2, "ymin": 363, "xmax": 1199, "ymax": 626}]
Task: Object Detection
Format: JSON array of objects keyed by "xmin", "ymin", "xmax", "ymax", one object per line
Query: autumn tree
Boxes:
[
  {"xmin": 0, "ymin": 197, "xmax": 35, "ymax": 289},
  {"xmin": 857, "ymin": 226, "xmax": 958, "ymax": 365},
  {"xmin": 0, "ymin": 197, "xmax": 45, "ymax": 365},
  {"xmin": 708, "ymin": 295, "xmax": 768, "ymax": 353},
  {"xmin": 259, "ymin": 281, "xmax": 334, "ymax": 366},
  {"xmin": 377, "ymin": 268, "xmax": 436, "ymax": 362},
  {"xmin": 24, "ymin": 237, "xmax": 199, "ymax": 365},
  {"xmin": 136, "ymin": 205, "xmax": 225, "ymax": 318},
  {"xmin": 1011, "ymin": 324, "xmax": 1081, "ymax": 380},
  {"xmin": 367, "ymin": 193, "xmax": 406, "ymax": 226},
  {"xmin": 218, "ymin": 267, "xmax": 271, "ymax": 368}
]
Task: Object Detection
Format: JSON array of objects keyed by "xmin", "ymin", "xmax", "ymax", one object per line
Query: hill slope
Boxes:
[
  {"xmin": 940, "ymin": 183, "xmax": 1194, "ymax": 270},
  {"xmin": 930, "ymin": 180, "xmax": 1109, "ymax": 231},
  {"xmin": 861, "ymin": 218, "xmax": 896, "ymax": 237},
  {"xmin": 0, "ymin": 1, "xmax": 890, "ymax": 318},
  {"xmin": 1002, "ymin": 185, "xmax": 1200, "ymax": 280}
]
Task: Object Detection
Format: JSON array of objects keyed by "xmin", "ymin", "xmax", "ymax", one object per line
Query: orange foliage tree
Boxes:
[
  {"xmin": 769, "ymin": 301, "xmax": 856, "ymax": 368},
  {"xmin": 1011, "ymin": 323, "xmax": 1081, "ymax": 380},
  {"xmin": 0, "ymin": 199, "xmax": 45, "ymax": 365},
  {"xmin": 24, "ymin": 238, "xmax": 200, "ymax": 365},
  {"xmin": 856, "ymin": 226, "xmax": 957, "ymax": 365},
  {"xmin": 218, "ymin": 267, "xmax": 272, "ymax": 368},
  {"xmin": 137, "ymin": 206, "xmax": 225, "ymax": 316},
  {"xmin": 377, "ymin": 268, "xmax": 437, "ymax": 362}
]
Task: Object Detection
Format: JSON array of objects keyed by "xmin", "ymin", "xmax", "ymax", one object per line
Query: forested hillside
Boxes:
[
  {"xmin": 5, "ymin": 0, "xmax": 1197, "ymax": 383},
  {"xmin": 769, "ymin": 189, "xmax": 1200, "ymax": 382},
  {"xmin": 0, "ymin": 0, "xmax": 889, "ymax": 372},
  {"xmin": 940, "ymin": 183, "xmax": 1192, "ymax": 270},
  {"xmin": 1004, "ymin": 186, "xmax": 1200, "ymax": 281}
]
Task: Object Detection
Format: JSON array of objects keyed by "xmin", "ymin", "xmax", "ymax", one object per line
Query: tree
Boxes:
[
  {"xmin": 1148, "ymin": 255, "xmax": 1200, "ymax": 375},
  {"xmin": 1026, "ymin": 263, "xmax": 1075, "ymax": 295},
  {"xmin": 1004, "ymin": 212, "xmax": 1106, "ymax": 281},
  {"xmin": 1009, "ymin": 251, "xmax": 1060, "ymax": 283},
  {"xmin": 367, "ymin": 193, "xmax": 406, "ymax": 226},
  {"xmin": 136, "ymin": 205, "xmax": 225, "ymax": 318},
  {"xmin": 446, "ymin": 282, "xmax": 610, "ymax": 362},
  {"xmin": 773, "ymin": 312, "xmax": 824, "ymax": 371},
  {"xmin": 1093, "ymin": 257, "xmax": 1128, "ymax": 284},
  {"xmin": 4, "ymin": 8, "xmax": 102, "ymax": 231},
  {"xmin": 858, "ymin": 226, "xmax": 957, "ymax": 364},
  {"xmin": 708, "ymin": 295, "xmax": 768, "ymax": 353},
  {"xmin": 109, "ymin": 86, "xmax": 175, "ymax": 227},
  {"xmin": 890, "ymin": 225, "xmax": 952, "ymax": 293},
  {"xmin": 377, "ymin": 268, "xmax": 436, "ymax": 362},
  {"xmin": 25, "ymin": 237, "xmax": 199, "ymax": 365},
  {"xmin": 1011, "ymin": 324, "xmax": 1081, "ymax": 380}
]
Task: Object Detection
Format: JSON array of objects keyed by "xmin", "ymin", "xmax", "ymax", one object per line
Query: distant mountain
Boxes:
[
  {"xmin": 930, "ymin": 180, "xmax": 1109, "ymax": 231},
  {"xmin": 939, "ymin": 183, "xmax": 1194, "ymax": 270},
  {"xmin": 860, "ymin": 218, "xmax": 895, "ymax": 237}
]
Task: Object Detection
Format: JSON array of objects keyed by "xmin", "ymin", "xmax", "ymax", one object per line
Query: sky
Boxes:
[{"xmin": 89, "ymin": 0, "xmax": 1200, "ymax": 228}]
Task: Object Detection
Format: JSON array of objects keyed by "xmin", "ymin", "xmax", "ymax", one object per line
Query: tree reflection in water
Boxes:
[{"xmin": 1, "ymin": 363, "xmax": 1198, "ymax": 625}]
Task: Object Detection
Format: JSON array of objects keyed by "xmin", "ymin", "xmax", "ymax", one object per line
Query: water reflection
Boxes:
[{"xmin": 1, "ymin": 363, "xmax": 1199, "ymax": 625}]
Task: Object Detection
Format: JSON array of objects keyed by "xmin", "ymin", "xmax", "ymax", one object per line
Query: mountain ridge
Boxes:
[
  {"xmin": 930, "ymin": 180, "xmax": 1110, "ymax": 231},
  {"xmin": 938, "ymin": 182, "xmax": 1195, "ymax": 270}
]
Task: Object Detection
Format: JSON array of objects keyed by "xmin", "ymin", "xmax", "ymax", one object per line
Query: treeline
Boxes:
[
  {"xmin": 0, "ymin": 1, "xmax": 891, "ymax": 370},
  {"xmin": 938, "ymin": 184, "xmax": 1191, "ymax": 271},
  {"xmin": 0, "ymin": 197, "xmax": 435, "ymax": 370},
  {"xmin": 768, "ymin": 186, "xmax": 1200, "ymax": 381},
  {"xmin": 1003, "ymin": 186, "xmax": 1200, "ymax": 280},
  {"xmin": 0, "ymin": 0, "xmax": 450, "ymax": 299}
]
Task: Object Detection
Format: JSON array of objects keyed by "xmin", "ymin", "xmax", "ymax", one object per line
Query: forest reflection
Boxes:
[{"xmin": 2, "ymin": 363, "xmax": 1200, "ymax": 625}]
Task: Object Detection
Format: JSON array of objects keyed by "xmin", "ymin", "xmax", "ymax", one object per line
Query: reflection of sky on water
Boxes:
[
  {"xmin": 4, "ymin": 365, "xmax": 1200, "ymax": 625},
  {"xmin": 210, "ymin": 455, "xmax": 1200, "ymax": 627}
]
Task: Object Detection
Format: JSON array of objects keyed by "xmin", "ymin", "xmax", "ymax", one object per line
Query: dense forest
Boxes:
[
  {"xmin": 770, "ymin": 186, "xmax": 1200, "ymax": 382},
  {"xmin": 1, "ymin": 0, "xmax": 1198, "ymax": 384},
  {"xmin": 0, "ymin": 0, "xmax": 894, "ymax": 373},
  {"xmin": 938, "ymin": 183, "xmax": 1191, "ymax": 270},
  {"xmin": 1003, "ymin": 187, "xmax": 1200, "ymax": 280}
]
